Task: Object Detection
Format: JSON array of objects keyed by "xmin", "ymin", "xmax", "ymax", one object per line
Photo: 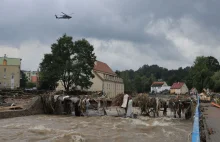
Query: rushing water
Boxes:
[{"xmin": 0, "ymin": 114, "xmax": 192, "ymax": 142}]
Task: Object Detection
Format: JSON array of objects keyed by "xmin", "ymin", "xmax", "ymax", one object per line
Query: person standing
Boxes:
[
  {"xmin": 121, "ymin": 94, "xmax": 129, "ymax": 116},
  {"xmin": 126, "ymin": 96, "xmax": 133, "ymax": 118}
]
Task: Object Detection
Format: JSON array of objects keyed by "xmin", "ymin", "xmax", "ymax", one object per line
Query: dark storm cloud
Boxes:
[
  {"xmin": 1, "ymin": 0, "xmax": 220, "ymax": 70},
  {"xmin": 1, "ymin": 0, "xmax": 219, "ymax": 44}
]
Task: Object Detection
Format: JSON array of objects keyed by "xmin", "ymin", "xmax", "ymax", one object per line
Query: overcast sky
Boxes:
[{"xmin": 1, "ymin": 0, "xmax": 220, "ymax": 71}]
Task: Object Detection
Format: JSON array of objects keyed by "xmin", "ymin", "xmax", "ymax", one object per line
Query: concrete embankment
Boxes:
[{"xmin": 0, "ymin": 96, "xmax": 44, "ymax": 119}]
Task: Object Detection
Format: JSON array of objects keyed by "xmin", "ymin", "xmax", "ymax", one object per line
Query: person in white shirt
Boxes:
[
  {"xmin": 121, "ymin": 94, "xmax": 129, "ymax": 116},
  {"xmin": 126, "ymin": 96, "xmax": 133, "ymax": 118}
]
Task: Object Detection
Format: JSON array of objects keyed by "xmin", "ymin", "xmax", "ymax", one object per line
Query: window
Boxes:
[
  {"xmin": 4, "ymin": 68, "xmax": 6, "ymax": 72},
  {"xmin": 4, "ymin": 75, "xmax": 6, "ymax": 79},
  {"xmin": 12, "ymin": 75, "xmax": 14, "ymax": 79}
]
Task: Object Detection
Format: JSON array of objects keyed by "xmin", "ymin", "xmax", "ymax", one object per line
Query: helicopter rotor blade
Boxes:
[{"xmin": 61, "ymin": 12, "xmax": 67, "ymax": 15}]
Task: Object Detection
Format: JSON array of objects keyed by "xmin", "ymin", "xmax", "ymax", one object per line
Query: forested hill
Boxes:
[
  {"xmin": 116, "ymin": 56, "xmax": 220, "ymax": 93},
  {"xmin": 115, "ymin": 65, "xmax": 191, "ymax": 93}
]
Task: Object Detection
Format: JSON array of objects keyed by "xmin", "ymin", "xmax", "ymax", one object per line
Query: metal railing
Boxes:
[{"xmin": 192, "ymin": 95, "xmax": 200, "ymax": 142}]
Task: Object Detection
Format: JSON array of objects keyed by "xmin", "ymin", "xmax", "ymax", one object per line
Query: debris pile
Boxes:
[
  {"xmin": 111, "ymin": 94, "xmax": 124, "ymax": 106},
  {"xmin": 40, "ymin": 93, "xmax": 71, "ymax": 115},
  {"xmin": 0, "ymin": 89, "xmax": 24, "ymax": 96},
  {"xmin": 133, "ymin": 93, "xmax": 149, "ymax": 108}
]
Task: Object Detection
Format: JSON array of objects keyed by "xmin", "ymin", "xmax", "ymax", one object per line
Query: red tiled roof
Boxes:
[
  {"xmin": 93, "ymin": 61, "xmax": 116, "ymax": 75},
  {"xmin": 151, "ymin": 82, "xmax": 164, "ymax": 87},
  {"xmin": 171, "ymin": 82, "xmax": 185, "ymax": 89}
]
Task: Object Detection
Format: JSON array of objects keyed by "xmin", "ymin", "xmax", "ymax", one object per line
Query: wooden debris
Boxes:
[{"xmin": 112, "ymin": 94, "xmax": 124, "ymax": 106}]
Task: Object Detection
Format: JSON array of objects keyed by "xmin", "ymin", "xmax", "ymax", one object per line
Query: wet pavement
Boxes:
[{"xmin": 202, "ymin": 103, "xmax": 220, "ymax": 142}]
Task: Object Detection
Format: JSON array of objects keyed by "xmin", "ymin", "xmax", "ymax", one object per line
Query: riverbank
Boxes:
[{"xmin": 0, "ymin": 96, "xmax": 44, "ymax": 119}]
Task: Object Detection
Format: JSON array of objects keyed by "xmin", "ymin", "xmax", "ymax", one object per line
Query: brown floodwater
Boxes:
[{"xmin": 0, "ymin": 114, "xmax": 192, "ymax": 142}]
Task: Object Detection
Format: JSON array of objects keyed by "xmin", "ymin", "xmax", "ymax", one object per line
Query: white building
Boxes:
[
  {"xmin": 151, "ymin": 81, "xmax": 170, "ymax": 93},
  {"xmin": 56, "ymin": 61, "xmax": 124, "ymax": 98}
]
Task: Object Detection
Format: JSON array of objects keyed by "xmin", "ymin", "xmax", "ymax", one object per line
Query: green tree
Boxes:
[
  {"xmin": 116, "ymin": 56, "xmax": 220, "ymax": 93},
  {"xmin": 72, "ymin": 39, "xmax": 96, "ymax": 90},
  {"xmin": 189, "ymin": 56, "xmax": 220, "ymax": 91},
  {"xmin": 212, "ymin": 71, "xmax": 220, "ymax": 92},
  {"xmin": 40, "ymin": 34, "xmax": 96, "ymax": 91},
  {"xmin": 39, "ymin": 54, "xmax": 60, "ymax": 90},
  {"xmin": 207, "ymin": 56, "xmax": 220, "ymax": 71},
  {"xmin": 117, "ymin": 64, "xmax": 190, "ymax": 93},
  {"xmin": 26, "ymin": 82, "xmax": 36, "ymax": 89},
  {"xmin": 20, "ymin": 71, "xmax": 28, "ymax": 89},
  {"xmin": 134, "ymin": 75, "xmax": 143, "ymax": 93}
]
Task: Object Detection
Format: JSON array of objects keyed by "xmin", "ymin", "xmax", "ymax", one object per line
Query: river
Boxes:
[{"xmin": 0, "ymin": 114, "xmax": 192, "ymax": 142}]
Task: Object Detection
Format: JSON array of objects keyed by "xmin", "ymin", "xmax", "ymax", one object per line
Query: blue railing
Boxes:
[{"xmin": 192, "ymin": 95, "xmax": 200, "ymax": 142}]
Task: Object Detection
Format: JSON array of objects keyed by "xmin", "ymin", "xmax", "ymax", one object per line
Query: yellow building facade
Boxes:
[{"xmin": 0, "ymin": 55, "xmax": 21, "ymax": 89}]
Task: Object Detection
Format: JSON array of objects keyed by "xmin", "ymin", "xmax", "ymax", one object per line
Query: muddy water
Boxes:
[{"xmin": 0, "ymin": 115, "xmax": 192, "ymax": 142}]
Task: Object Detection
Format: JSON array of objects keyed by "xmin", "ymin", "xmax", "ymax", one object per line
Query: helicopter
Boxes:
[{"xmin": 55, "ymin": 12, "xmax": 74, "ymax": 19}]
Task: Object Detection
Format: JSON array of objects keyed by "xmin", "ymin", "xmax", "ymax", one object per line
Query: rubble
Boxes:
[
  {"xmin": 0, "ymin": 89, "xmax": 197, "ymax": 119},
  {"xmin": 112, "ymin": 94, "xmax": 124, "ymax": 106}
]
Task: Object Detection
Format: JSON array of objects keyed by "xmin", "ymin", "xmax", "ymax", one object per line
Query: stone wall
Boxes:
[{"xmin": 0, "ymin": 96, "xmax": 44, "ymax": 119}]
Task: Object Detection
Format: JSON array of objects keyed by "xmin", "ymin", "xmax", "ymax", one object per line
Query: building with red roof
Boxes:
[
  {"xmin": 190, "ymin": 87, "xmax": 198, "ymax": 95},
  {"xmin": 56, "ymin": 61, "xmax": 124, "ymax": 98},
  {"xmin": 151, "ymin": 81, "xmax": 170, "ymax": 93},
  {"xmin": 170, "ymin": 82, "xmax": 189, "ymax": 95},
  {"xmin": 93, "ymin": 61, "xmax": 116, "ymax": 75}
]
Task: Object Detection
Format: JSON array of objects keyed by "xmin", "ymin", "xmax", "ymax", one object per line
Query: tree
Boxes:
[
  {"xmin": 190, "ymin": 56, "xmax": 210, "ymax": 91},
  {"xmin": 189, "ymin": 56, "xmax": 220, "ymax": 91},
  {"xmin": 20, "ymin": 71, "xmax": 28, "ymax": 89},
  {"xmin": 39, "ymin": 54, "xmax": 60, "ymax": 90},
  {"xmin": 117, "ymin": 64, "xmax": 190, "ymax": 93},
  {"xmin": 207, "ymin": 56, "xmax": 220, "ymax": 72},
  {"xmin": 72, "ymin": 39, "xmax": 96, "ymax": 90},
  {"xmin": 212, "ymin": 71, "xmax": 220, "ymax": 92},
  {"xmin": 26, "ymin": 82, "xmax": 36, "ymax": 89},
  {"xmin": 40, "ymin": 34, "xmax": 96, "ymax": 91},
  {"xmin": 116, "ymin": 56, "xmax": 220, "ymax": 93},
  {"xmin": 134, "ymin": 75, "xmax": 143, "ymax": 93}
]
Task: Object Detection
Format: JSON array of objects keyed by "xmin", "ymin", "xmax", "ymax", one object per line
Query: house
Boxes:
[
  {"xmin": 190, "ymin": 88, "xmax": 198, "ymax": 95},
  {"xmin": 23, "ymin": 70, "xmax": 38, "ymax": 83},
  {"xmin": 151, "ymin": 81, "xmax": 170, "ymax": 93},
  {"xmin": 56, "ymin": 61, "xmax": 124, "ymax": 98},
  {"xmin": 0, "ymin": 54, "xmax": 22, "ymax": 89},
  {"xmin": 170, "ymin": 82, "xmax": 189, "ymax": 95}
]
